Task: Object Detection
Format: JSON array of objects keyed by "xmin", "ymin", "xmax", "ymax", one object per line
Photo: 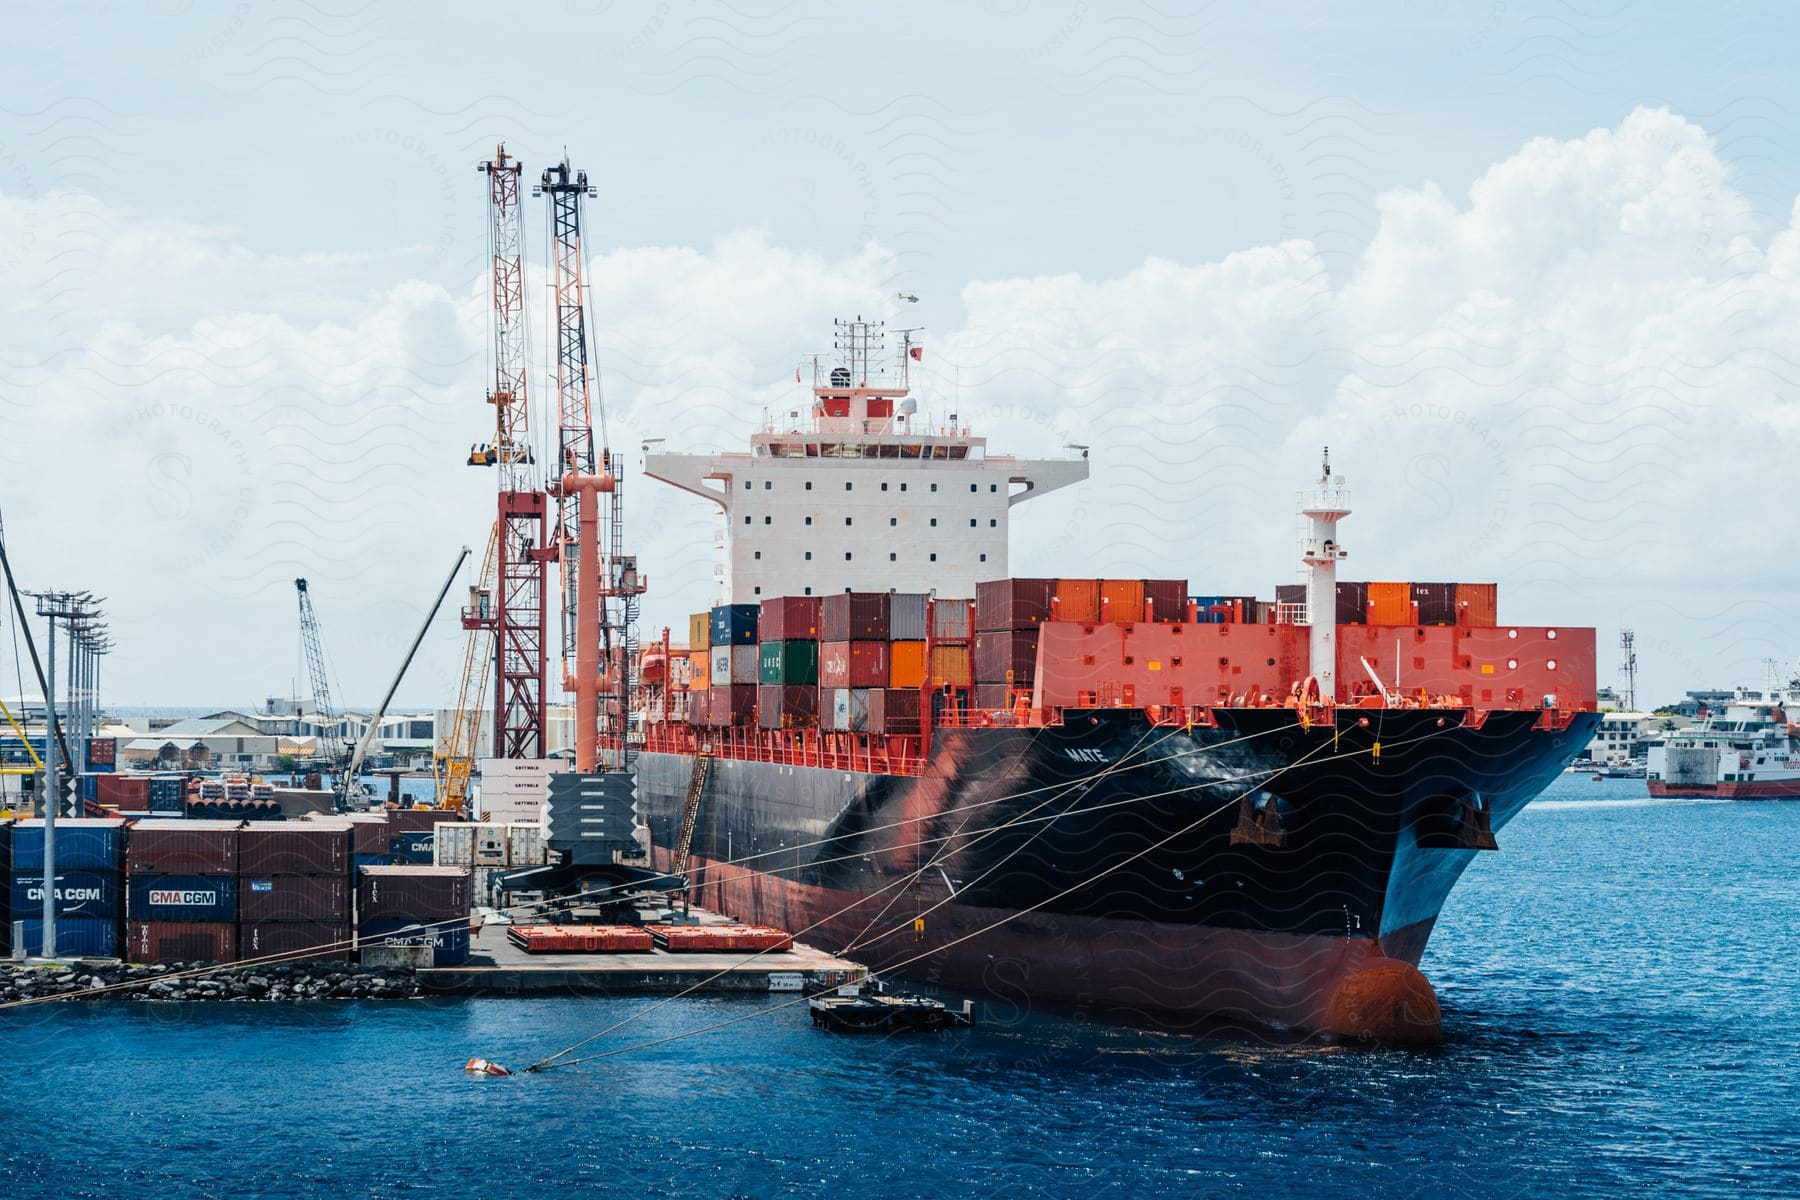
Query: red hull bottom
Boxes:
[
  {"xmin": 692, "ymin": 856, "xmax": 1441, "ymax": 1046},
  {"xmin": 1647, "ymin": 780, "xmax": 1800, "ymax": 800}
]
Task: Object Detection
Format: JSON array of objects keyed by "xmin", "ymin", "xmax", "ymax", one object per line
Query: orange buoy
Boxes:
[{"xmin": 464, "ymin": 1058, "xmax": 512, "ymax": 1076}]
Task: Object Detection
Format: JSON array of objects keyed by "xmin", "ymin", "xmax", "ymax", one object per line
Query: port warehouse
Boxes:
[
  {"xmin": 0, "ymin": 812, "xmax": 506, "ymax": 965},
  {"xmin": 652, "ymin": 577, "xmax": 1591, "ymax": 741}
]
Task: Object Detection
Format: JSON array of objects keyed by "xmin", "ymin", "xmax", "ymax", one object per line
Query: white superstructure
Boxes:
[{"xmin": 644, "ymin": 318, "xmax": 1087, "ymax": 601}]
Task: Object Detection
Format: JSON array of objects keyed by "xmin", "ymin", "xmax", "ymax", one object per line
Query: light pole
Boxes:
[{"xmin": 28, "ymin": 590, "xmax": 103, "ymax": 960}]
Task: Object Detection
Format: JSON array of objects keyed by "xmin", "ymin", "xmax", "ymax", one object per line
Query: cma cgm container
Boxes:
[
  {"xmin": 11, "ymin": 871, "xmax": 121, "ymax": 921},
  {"xmin": 238, "ymin": 875, "xmax": 350, "ymax": 922},
  {"xmin": 387, "ymin": 832, "xmax": 436, "ymax": 864},
  {"xmin": 241, "ymin": 921, "xmax": 349, "ymax": 964},
  {"xmin": 16, "ymin": 918, "xmax": 117, "ymax": 959},
  {"xmin": 125, "ymin": 820, "xmax": 240, "ymax": 876},
  {"xmin": 760, "ymin": 595, "xmax": 821, "ymax": 642},
  {"xmin": 710, "ymin": 603, "xmax": 759, "ymax": 646},
  {"xmin": 127, "ymin": 875, "xmax": 238, "ymax": 923},
  {"xmin": 820, "ymin": 641, "xmax": 889, "ymax": 689},
  {"xmin": 9, "ymin": 819, "xmax": 125, "ymax": 871},
  {"xmin": 822, "ymin": 592, "xmax": 891, "ymax": 642},
  {"xmin": 976, "ymin": 578, "xmax": 1055, "ymax": 631},
  {"xmin": 240, "ymin": 919, "xmax": 351, "ymax": 964},
  {"xmin": 238, "ymin": 821, "xmax": 352, "ymax": 876},
  {"xmin": 127, "ymin": 920, "xmax": 236, "ymax": 965},
  {"xmin": 358, "ymin": 918, "xmax": 470, "ymax": 966},
  {"xmin": 357, "ymin": 865, "xmax": 470, "ymax": 922}
]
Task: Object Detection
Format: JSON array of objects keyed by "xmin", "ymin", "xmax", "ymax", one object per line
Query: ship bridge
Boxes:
[{"xmin": 644, "ymin": 317, "xmax": 1087, "ymax": 602}]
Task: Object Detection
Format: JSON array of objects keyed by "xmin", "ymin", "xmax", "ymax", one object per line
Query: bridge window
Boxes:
[
  {"xmin": 881, "ymin": 482, "xmax": 889, "ymax": 491},
  {"xmin": 764, "ymin": 516, "xmax": 771, "ymax": 524},
  {"xmin": 764, "ymin": 481, "xmax": 772, "ymax": 490},
  {"xmin": 930, "ymin": 484, "xmax": 938, "ymax": 492},
  {"xmin": 845, "ymin": 517, "xmax": 853, "ymax": 526},
  {"xmin": 889, "ymin": 553, "xmax": 897, "ymax": 561},
  {"xmin": 845, "ymin": 482, "xmax": 853, "ymax": 491},
  {"xmin": 805, "ymin": 516, "xmax": 813, "ymax": 525},
  {"xmin": 980, "ymin": 554, "xmax": 988, "ymax": 562},
  {"xmin": 805, "ymin": 552, "xmax": 812, "ymax": 560},
  {"xmin": 930, "ymin": 553, "xmax": 937, "ymax": 562},
  {"xmin": 743, "ymin": 516, "xmax": 751, "ymax": 525},
  {"xmin": 744, "ymin": 480, "xmax": 752, "ymax": 490},
  {"xmin": 889, "ymin": 517, "xmax": 897, "ymax": 526},
  {"xmin": 970, "ymin": 484, "xmax": 978, "ymax": 493},
  {"xmin": 990, "ymin": 519, "xmax": 997, "ymax": 527},
  {"xmin": 805, "ymin": 481, "xmax": 812, "ymax": 491},
  {"xmin": 930, "ymin": 518, "xmax": 937, "ymax": 527},
  {"xmin": 845, "ymin": 552, "xmax": 853, "ymax": 561}
]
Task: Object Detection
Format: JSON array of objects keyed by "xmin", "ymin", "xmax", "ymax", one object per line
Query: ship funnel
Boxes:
[{"xmin": 1300, "ymin": 448, "xmax": 1351, "ymax": 701}]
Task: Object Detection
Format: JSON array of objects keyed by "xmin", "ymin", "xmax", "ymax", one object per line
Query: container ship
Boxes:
[
  {"xmin": 1647, "ymin": 666, "xmax": 1800, "ymax": 800},
  {"xmin": 632, "ymin": 318, "xmax": 1599, "ymax": 1044}
]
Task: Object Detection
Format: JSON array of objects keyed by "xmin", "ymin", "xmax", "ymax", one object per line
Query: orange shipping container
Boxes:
[
  {"xmin": 1456, "ymin": 583, "xmax": 1498, "ymax": 627},
  {"xmin": 1099, "ymin": 579, "xmax": 1146, "ymax": 622},
  {"xmin": 928, "ymin": 644, "xmax": 973, "ymax": 687},
  {"xmin": 1055, "ymin": 578, "xmax": 1101, "ymax": 623},
  {"xmin": 1367, "ymin": 581, "xmax": 1413, "ymax": 626},
  {"xmin": 890, "ymin": 640, "xmax": 927, "ymax": 688}
]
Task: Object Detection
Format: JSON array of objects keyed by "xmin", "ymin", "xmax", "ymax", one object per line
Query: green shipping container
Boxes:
[{"xmin": 759, "ymin": 639, "xmax": 819, "ymax": 685}]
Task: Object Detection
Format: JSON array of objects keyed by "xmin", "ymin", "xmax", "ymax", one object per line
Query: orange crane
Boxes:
[
  {"xmin": 535, "ymin": 156, "xmax": 644, "ymax": 772},
  {"xmin": 437, "ymin": 144, "xmax": 551, "ymax": 810}
]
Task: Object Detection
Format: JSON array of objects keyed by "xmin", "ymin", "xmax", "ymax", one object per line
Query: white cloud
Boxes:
[{"xmin": 3, "ymin": 106, "xmax": 1794, "ymax": 708}]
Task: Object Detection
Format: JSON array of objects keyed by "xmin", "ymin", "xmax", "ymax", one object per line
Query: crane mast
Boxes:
[
  {"xmin": 443, "ymin": 145, "xmax": 550, "ymax": 811},
  {"xmin": 536, "ymin": 156, "xmax": 644, "ymax": 772}
]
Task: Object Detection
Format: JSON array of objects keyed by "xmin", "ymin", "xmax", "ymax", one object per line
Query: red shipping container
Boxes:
[
  {"xmin": 819, "ymin": 641, "xmax": 889, "ymax": 689},
  {"xmin": 651, "ymin": 924, "xmax": 793, "ymax": 953},
  {"xmin": 238, "ymin": 919, "xmax": 352, "ymax": 963},
  {"xmin": 357, "ymin": 865, "xmax": 469, "ymax": 921},
  {"xmin": 238, "ymin": 875, "xmax": 351, "ymax": 922},
  {"xmin": 757, "ymin": 684, "xmax": 820, "ymax": 729},
  {"xmin": 974, "ymin": 630, "xmax": 1040, "ymax": 684},
  {"xmin": 688, "ymin": 687, "xmax": 712, "ymax": 727},
  {"xmin": 125, "ymin": 819, "xmax": 240, "ymax": 876},
  {"xmin": 127, "ymin": 920, "xmax": 237, "ymax": 965},
  {"xmin": 507, "ymin": 924, "xmax": 654, "ymax": 954},
  {"xmin": 708, "ymin": 684, "xmax": 757, "ymax": 727},
  {"xmin": 760, "ymin": 595, "xmax": 822, "ymax": 642},
  {"xmin": 334, "ymin": 813, "xmax": 391, "ymax": 856},
  {"xmin": 1144, "ymin": 579, "xmax": 1189, "ymax": 623},
  {"xmin": 96, "ymin": 775, "xmax": 150, "ymax": 808},
  {"xmin": 976, "ymin": 578, "xmax": 1056, "ymax": 631},
  {"xmin": 869, "ymin": 689, "xmax": 922, "ymax": 734},
  {"xmin": 1456, "ymin": 582, "xmax": 1498, "ymax": 627},
  {"xmin": 821, "ymin": 592, "xmax": 891, "ymax": 642},
  {"xmin": 238, "ymin": 821, "xmax": 352, "ymax": 876},
  {"xmin": 387, "ymin": 808, "xmax": 462, "ymax": 834}
]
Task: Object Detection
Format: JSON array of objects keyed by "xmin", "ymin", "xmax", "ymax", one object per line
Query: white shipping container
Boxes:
[
  {"xmin": 476, "ymin": 758, "xmax": 551, "ymax": 824},
  {"xmin": 505, "ymin": 823, "xmax": 545, "ymax": 866},
  {"xmin": 432, "ymin": 822, "xmax": 509, "ymax": 867}
]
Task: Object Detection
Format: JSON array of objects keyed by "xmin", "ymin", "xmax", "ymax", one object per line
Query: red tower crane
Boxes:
[{"xmin": 463, "ymin": 145, "xmax": 549, "ymax": 762}]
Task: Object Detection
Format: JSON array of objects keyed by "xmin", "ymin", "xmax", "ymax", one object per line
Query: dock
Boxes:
[{"xmin": 416, "ymin": 909, "xmax": 865, "ymax": 997}]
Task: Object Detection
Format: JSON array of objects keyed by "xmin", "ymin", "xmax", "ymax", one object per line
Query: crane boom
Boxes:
[{"xmin": 294, "ymin": 578, "xmax": 337, "ymax": 726}]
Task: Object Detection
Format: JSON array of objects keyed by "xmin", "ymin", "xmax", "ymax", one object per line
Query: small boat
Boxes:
[
  {"xmin": 463, "ymin": 1058, "xmax": 512, "ymax": 1076},
  {"xmin": 1591, "ymin": 773, "xmax": 1604, "ymax": 782},
  {"xmin": 809, "ymin": 978, "xmax": 974, "ymax": 1033}
]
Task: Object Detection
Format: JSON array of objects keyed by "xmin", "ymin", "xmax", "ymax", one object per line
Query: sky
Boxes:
[{"xmin": 3, "ymin": 0, "xmax": 1798, "ymax": 711}]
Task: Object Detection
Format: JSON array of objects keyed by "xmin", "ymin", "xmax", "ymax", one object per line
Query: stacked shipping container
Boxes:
[
  {"xmin": 9, "ymin": 819, "xmax": 126, "ymax": 957},
  {"xmin": 125, "ymin": 819, "xmax": 241, "ymax": 964},
  {"xmin": 357, "ymin": 865, "xmax": 472, "ymax": 966},
  {"xmin": 238, "ymin": 820, "xmax": 354, "ymax": 964}
]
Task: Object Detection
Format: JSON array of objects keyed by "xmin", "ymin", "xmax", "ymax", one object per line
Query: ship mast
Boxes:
[{"xmin": 1300, "ymin": 448, "xmax": 1350, "ymax": 701}]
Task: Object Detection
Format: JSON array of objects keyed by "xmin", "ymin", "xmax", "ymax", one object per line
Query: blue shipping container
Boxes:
[
  {"xmin": 353, "ymin": 853, "xmax": 388, "ymax": 873},
  {"xmin": 359, "ymin": 918, "xmax": 470, "ymax": 966},
  {"xmin": 387, "ymin": 834, "xmax": 435, "ymax": 864},
  {"xmin": 147, "ymin": 778, "xmax": 185, "ymax": 812},
  {"xmin": 11, "ymin": 871, "xmax": 122, "ymax": 919},
  {"xmin": 127, "ymin": 875, "xmax": 238, "ymax": 922},
  {"xmin": 9, "ymin": 821, "xmax": 124, "ymax": 871},
  {"xmin": 16, "ymin": 917, "xmax": 118, "ymax": 958},
  {"xmin": 710, "ymin": 603, "xmax": 760, "ymax": 646},
  {"xmin": 78, "ymin": 776, "xmax": 99, "ymax": 802}
]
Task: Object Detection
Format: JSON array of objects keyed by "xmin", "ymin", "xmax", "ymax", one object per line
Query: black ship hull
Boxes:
[{"xmin": 635, "ymin": 707, "xmax": 1597, "ymax": 1042}]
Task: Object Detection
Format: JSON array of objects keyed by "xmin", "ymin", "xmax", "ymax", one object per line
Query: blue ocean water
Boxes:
[{"xmin": 3, "ymin": 777, "xmax": 1796, "ymax": 1198}]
